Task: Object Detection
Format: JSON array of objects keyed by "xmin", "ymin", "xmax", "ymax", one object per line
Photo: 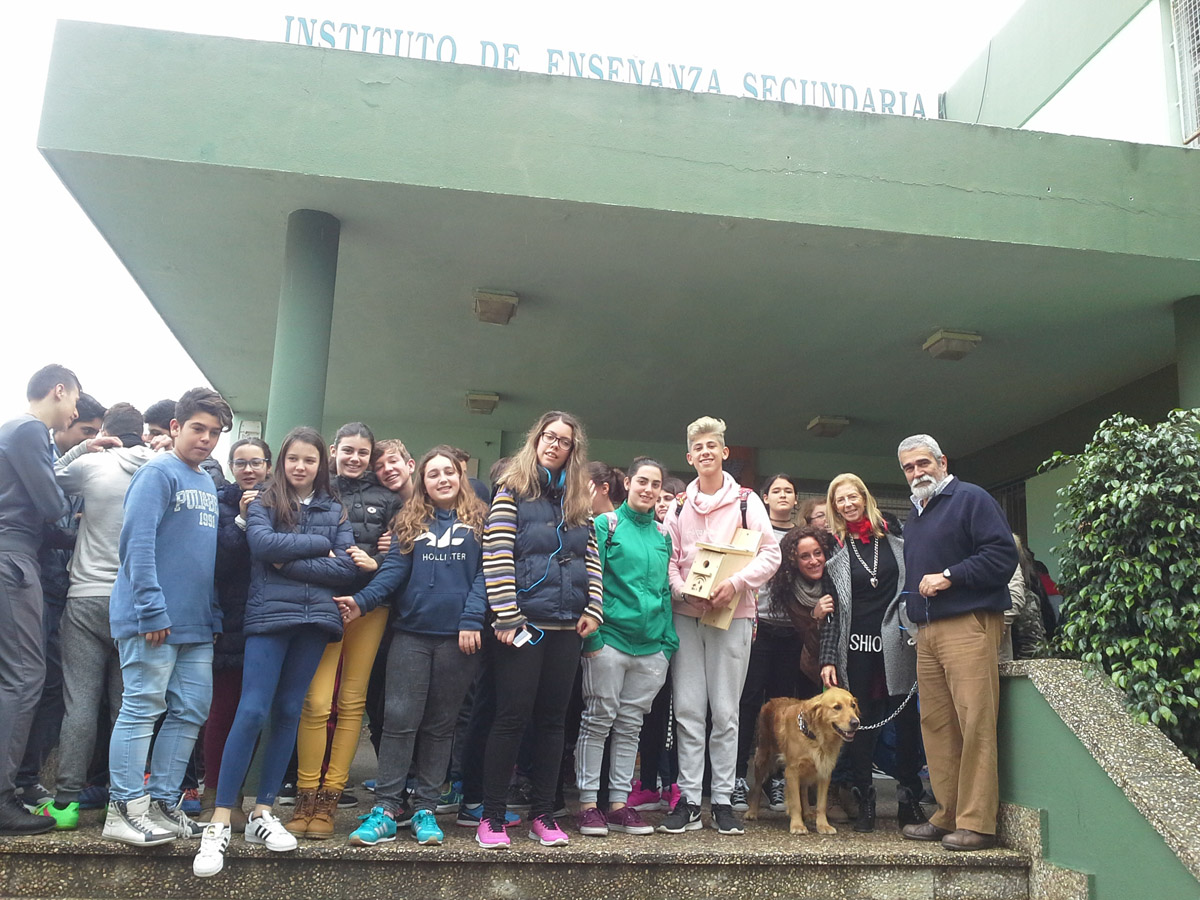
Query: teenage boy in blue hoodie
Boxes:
[{"xmin": 103, "ymin": 388, "xmax": 232, "ymax": 846}]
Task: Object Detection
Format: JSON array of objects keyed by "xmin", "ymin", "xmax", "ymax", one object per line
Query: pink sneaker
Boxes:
[
  {"xmin": 475, "ymin": 815, "xmax": 511, "ymax": 849},
  {"xmin": 627, "ymin": 780, "xmax": 662, "ymax": 812},
  {"xmin": 528, "ymin": 813, "xmax": 570, "ymax": 846},
  {"xmin": 665, "ymin": 783, "xmax": 682, "ymax": 810}
]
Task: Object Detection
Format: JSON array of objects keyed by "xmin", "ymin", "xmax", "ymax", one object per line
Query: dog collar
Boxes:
[{"xmin": 796, "ymin": 712, "xmax": 816, "ymax": 740}]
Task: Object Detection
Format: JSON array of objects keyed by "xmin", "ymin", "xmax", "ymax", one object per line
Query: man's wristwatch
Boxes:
[{"xmin": 942, "ymin": 568, "xmax": 952, "ymax": 580}]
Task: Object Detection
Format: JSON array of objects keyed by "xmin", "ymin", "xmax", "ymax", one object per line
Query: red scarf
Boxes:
[{"xmin": 846, "ymin": 516, "xmax": 875, "ymax": 544}]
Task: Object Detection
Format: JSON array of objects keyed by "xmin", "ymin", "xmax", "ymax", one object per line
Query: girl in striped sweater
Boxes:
[{"xmin": 476, "ymin": 411, "xmax": 603, "ymax": 849}]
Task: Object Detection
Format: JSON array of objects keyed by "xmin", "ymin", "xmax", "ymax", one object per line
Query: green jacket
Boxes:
[{"xmin": 585, "ymin": 502, "xmax": 678, "ymax": 659}]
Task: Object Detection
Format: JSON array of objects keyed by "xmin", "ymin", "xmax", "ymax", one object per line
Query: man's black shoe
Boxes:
[{"xmin": 0, "ymin": 799, "xmax": 55, "ymax": 835}]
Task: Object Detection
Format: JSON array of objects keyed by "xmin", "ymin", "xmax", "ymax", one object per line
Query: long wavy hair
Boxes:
[
  {"xmin": 767, "ymin": 525, "xmax": 834, "ymax": 620},
  {"xmin": 390, "ymin": 445, "xmax": 487, "ymax": 554},
  {"xmin": 826, "ymin": 473, "xmax": 886, "ymax": 544},
  {"xmin": 498, "ymin": 411, "xmax": 592, "ymax": 527},
  {"xmin": 259, "ymin": 427, "xmax": 337, "ymax": 531}
]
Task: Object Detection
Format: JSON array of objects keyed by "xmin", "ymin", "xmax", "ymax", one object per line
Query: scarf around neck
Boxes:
[
  {"xmin": 846, "ymin": 516, "xmax": 875, "ymax": 544},
  {"xmin": 792, "ymin": 576, "xmax": 825, "ymax": 609}
]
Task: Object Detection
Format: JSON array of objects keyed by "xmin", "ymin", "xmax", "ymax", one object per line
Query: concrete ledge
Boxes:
[
  {"xmin": 0, "ymin": 810, "xmax": 1026, "ymax": 900},
  {"xmin": 1001, "ymin": 658, "xmax": 1200, "ymax": 882}
]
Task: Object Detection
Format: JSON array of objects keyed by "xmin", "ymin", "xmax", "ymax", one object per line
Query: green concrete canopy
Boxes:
[{"xmin": 38, "ymin": 21, "xmax": 1200, "ymax": 479}]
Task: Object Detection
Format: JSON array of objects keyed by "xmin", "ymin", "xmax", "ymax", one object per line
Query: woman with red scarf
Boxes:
[{"xmin": 818, "ymin": 473, "xmax": 927, "ymax": 834}]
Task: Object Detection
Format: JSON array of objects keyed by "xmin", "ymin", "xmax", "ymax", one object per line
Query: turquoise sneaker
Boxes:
[
  {"xmin": 411, "ymin": 809, "xmax": 443, "ymax": 845},
  {"xmin": 35, "ymin": 800, "xmax": 79, "ymax": 830},
  {"xmin": 348, "ymin": 807, "xmax": 397, "ymax": 846}
]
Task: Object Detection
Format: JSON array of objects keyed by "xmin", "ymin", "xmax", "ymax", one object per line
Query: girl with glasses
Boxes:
[
  {"xmin": 475, "ymin": 412, "xmax": 603, "ymax": 849},
  {"xmin": 197, "ymin": 438, "xmax": 272, "ymax": 831}
]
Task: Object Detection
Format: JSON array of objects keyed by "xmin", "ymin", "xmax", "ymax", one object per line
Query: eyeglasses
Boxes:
[
  {"xmin": 539, "ymin": 432, "xmax": 574, "ymax": 451},
  {"xmin": 231, "ymin": 458, "xmax": 269, "ymax": 470}
]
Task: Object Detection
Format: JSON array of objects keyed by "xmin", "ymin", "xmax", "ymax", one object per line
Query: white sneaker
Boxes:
[
  {"xmin": 101, "ymin": 795, "xmax": 177, "ymax": 846},
  {"xmin": 148, "ymin": 798, "xmax": 203, "ymax": 838},
  {"xmin": 193, "ymin": 822, "xmax": 230, "ymax": 877},
  {"xmin": 244, "ymin": 809, "xmax": 298, "ymax": 851}
]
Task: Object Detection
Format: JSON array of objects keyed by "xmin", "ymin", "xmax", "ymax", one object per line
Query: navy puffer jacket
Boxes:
[
  {"xmin": 214, "ymin": 483, "xmax": 252, "ymax": 670},
  {"xmin": 244, "ymin": 491, "xmax": 358, "ymax": 639}
]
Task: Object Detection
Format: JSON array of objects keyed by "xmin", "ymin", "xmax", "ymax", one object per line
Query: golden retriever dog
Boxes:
[{"xmin": 745, "ymin": 689, "xmax": 860, "ymax": 834}]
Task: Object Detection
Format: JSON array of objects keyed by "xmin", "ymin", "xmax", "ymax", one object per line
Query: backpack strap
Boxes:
[
  {"xmin": 603, "ymin": 510, "xmax": 619, "ymax": 550},
  {"xmin": 738, "ymin": 486, "xmax": 751, "ymax": 530},
  {"xmin": 673, "ymin": 493, "xmax": 687, "ymax": 517}
]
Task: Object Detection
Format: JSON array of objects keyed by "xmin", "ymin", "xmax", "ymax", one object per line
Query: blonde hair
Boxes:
[
  {"xmin": 685, "ymin": 416, "xmax": 726, "ymax": 449},
  {"xmin": 826, "ymin": 473, "xmax": 886, "ymax": 543},
  {"xmin": 499, "ymin": 411, "xmax": 593, "ymax": 528},
  {"xmin": 391, "ymin": 445, "xmax": 486, "ymax": 554}
]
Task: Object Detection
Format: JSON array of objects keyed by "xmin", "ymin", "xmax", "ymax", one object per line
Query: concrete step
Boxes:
[{"xmin": 1, "ymin": 806, "xmax": 1028, "ymax": 900}]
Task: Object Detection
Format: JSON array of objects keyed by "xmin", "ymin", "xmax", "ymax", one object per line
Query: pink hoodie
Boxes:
[{"xmin": 665, "ymin": 471, "xmax": 782, "ymax": 620}]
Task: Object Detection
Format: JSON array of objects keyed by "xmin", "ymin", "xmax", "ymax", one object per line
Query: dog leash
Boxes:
[{"xmin": 855, "ymin": 680, "xmax": 919, "ymax": 732}]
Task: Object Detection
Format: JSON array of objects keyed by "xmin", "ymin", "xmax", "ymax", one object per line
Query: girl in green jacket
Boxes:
[{"xmin": 575, "ymin": 457, "xmax": 678, "ymax": 838}]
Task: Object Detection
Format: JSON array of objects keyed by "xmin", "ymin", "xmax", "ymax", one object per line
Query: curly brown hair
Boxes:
[{"xmin": 390, "ymin": 445, "xmax": 487, "ymax": 553}]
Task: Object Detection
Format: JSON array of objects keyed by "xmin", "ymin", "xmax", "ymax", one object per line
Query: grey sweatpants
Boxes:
[
  {"xmin": 55, "ymin": 595, "xmax": 122, "ymax": 802},
  {"xmin": 577, "ymin": 645, "xmax": 669, "ymax": 804},
  {"xmin": 671, "ymin": 614, "xmax": 753, "ymax": 807}
]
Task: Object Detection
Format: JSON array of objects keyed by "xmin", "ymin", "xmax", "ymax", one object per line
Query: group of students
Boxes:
[{"xmin": 1, "ymin": 365, "xmax": 1041, "ymax": 879}]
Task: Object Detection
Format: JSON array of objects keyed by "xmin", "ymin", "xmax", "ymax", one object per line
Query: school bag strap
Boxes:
[{"xmin": 672, "ymin": 487, "xmax": 751, "ymax": 529}]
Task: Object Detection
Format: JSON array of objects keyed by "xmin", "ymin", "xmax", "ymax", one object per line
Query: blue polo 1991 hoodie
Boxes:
[{"xmin": 354, "ymin": 507, "xmax": 486, "ymax": 636}]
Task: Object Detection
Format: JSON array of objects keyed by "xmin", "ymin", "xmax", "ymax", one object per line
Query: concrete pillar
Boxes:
[
  {"xmin": 265, "ymin": 209, "xmax": 340, "ymax": 451},
  {"xmin": 1174, "ymin": 296, "xmax": 1200, "ymax": 410}
]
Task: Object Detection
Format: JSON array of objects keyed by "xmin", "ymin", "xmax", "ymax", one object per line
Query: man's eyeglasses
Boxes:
[
  {"xmin": 539, "ymin": 432, "xmax": 574, "ymax": 451},
  {"xmin": 231, "ymin": 458, "xmax": 269, "ymax": 470}
]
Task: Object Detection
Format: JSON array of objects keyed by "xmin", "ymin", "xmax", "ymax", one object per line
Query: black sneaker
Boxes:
[
  {"xmin": 730, "ymin": 777, "xmax": 749, "ymax": 812},
  {"xmin": 505, "ymin": 778, "xmax": 533, "ymax": 811},
  {"xmin": 767, "ymin": 776, "xmax": 787, "ymax": 812},
  {"xmin": 277, "ymin": 782, "xmax": 297, "ymax": 806},
  {"xmin": 656, "ymin": 797, "xmax": 702, "ymax": 833},
  {"xmin": 338, "ymin": 791, "xmax": 360, "ymax": 809},
  {"xmin": 710, "ymin": 803, "xmax": 745, "ymax": 835}
]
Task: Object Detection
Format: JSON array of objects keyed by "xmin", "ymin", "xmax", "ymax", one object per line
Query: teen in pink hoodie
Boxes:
[{"xmin": 658, "ymin": 417, "xmax": 780, "ymax": 836}]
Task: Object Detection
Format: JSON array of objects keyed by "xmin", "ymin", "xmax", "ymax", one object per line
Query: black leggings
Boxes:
[{"xmin": 482, "ymin": 628, "xmax": 582, "ymax": 819}]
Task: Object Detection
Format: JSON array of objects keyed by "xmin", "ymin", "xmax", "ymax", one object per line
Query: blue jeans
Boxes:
[
  {"xmin": 216, "ymin": 628, "xmax": 329, "ymax": 809},
  {"xmin": 108, "ymin": 637, "xmax": 213, "ymax": 804}
]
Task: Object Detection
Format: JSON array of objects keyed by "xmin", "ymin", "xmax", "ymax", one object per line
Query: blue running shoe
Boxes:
[
  {"xmin": 436, "ymin": 780, "xmax": 463, "ymax": 814},
  {"xmin": 361, "ymin": 779, "xmax": 377, "ymax": 793},
  {"xmin": 456, "ymin": 802, "xmax": 520, "ymax": 828},
  {"xmin": 411, "ymin": 809, "xmax": 443, "ymax": 845},
  {"xmin": 78, "ymin": 785, "xmax": 109, "ymax": 810},
  {"xmin": 348, "ymin": 807, "xmax": 397, "ymax": 846}
]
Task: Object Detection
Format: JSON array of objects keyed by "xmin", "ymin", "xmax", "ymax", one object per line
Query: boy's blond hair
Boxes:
[{"xmin": 686, "ymin": 416, "xmax": 726, "ymax": 449}]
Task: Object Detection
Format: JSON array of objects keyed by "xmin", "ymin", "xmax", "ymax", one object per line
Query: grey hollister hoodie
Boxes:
[{"xmin": 55, "ymin": 441, "xmax": 155, "ymax": 599}]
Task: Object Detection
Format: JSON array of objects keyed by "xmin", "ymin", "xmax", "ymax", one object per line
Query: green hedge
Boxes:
[{"xmin": 1044, "ymin": 409, "xmax": 1200, "ymax": 764}]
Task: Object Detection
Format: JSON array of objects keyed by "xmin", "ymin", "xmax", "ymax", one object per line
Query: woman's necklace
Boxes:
[{"xmin": 849, "ymin": 534, "xmax": 880, "ymax": 588}]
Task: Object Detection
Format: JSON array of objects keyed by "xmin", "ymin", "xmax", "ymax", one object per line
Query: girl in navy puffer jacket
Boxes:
[
  {"xmin": 193, "ymin": 428, "xmax": 357, "ymax": 878},
  {"xmin": 293, "ymin": 422, "xmax": 401, "ymax": 833}
]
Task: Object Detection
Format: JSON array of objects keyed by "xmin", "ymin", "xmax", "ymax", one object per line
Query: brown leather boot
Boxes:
[
  {"xmin": 306, "ymin": 788, "xmax": 341, "ymax": 840},
  {"xmin": 285, "ymin": 788, "xmax": 318, "ymax": 836},
  {"xmin": 195, "ymin": 787, "xmax": 217, "ymax": 822}
]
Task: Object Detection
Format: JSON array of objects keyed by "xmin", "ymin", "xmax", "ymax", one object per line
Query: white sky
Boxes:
[{"xmin": 2, "ymin": 0, "xmax": 1030, "ymax": 418}]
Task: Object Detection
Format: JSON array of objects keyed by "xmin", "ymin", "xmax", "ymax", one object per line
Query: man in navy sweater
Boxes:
[
  {"xmin": 896, "ymin": 434, "xmax": 1016, "ymax": 852},
  {"xmin": 0, "ymin": 364, "xmax": 81, "ymax": 834}
]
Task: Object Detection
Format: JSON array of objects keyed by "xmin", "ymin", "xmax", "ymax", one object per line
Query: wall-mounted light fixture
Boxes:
[
  {"xmin": 473, "ymin": 290, "xmax": 519, "ymax": 325},
  {"xmin": 807, "ymin": 415, "xmax": 850, "ymax": 438},
  {"xmin": 465, "ymin": 391, "xmax": 500, "ymax": 414},
  {"xmin": 923, "ymin": 329, "xmax": 982, "ymax": 361}
]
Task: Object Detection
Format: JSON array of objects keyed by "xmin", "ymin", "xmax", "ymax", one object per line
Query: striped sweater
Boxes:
[{"xmin": 482, "ymin": 486, "xmax": 603, "ymax": 631}]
